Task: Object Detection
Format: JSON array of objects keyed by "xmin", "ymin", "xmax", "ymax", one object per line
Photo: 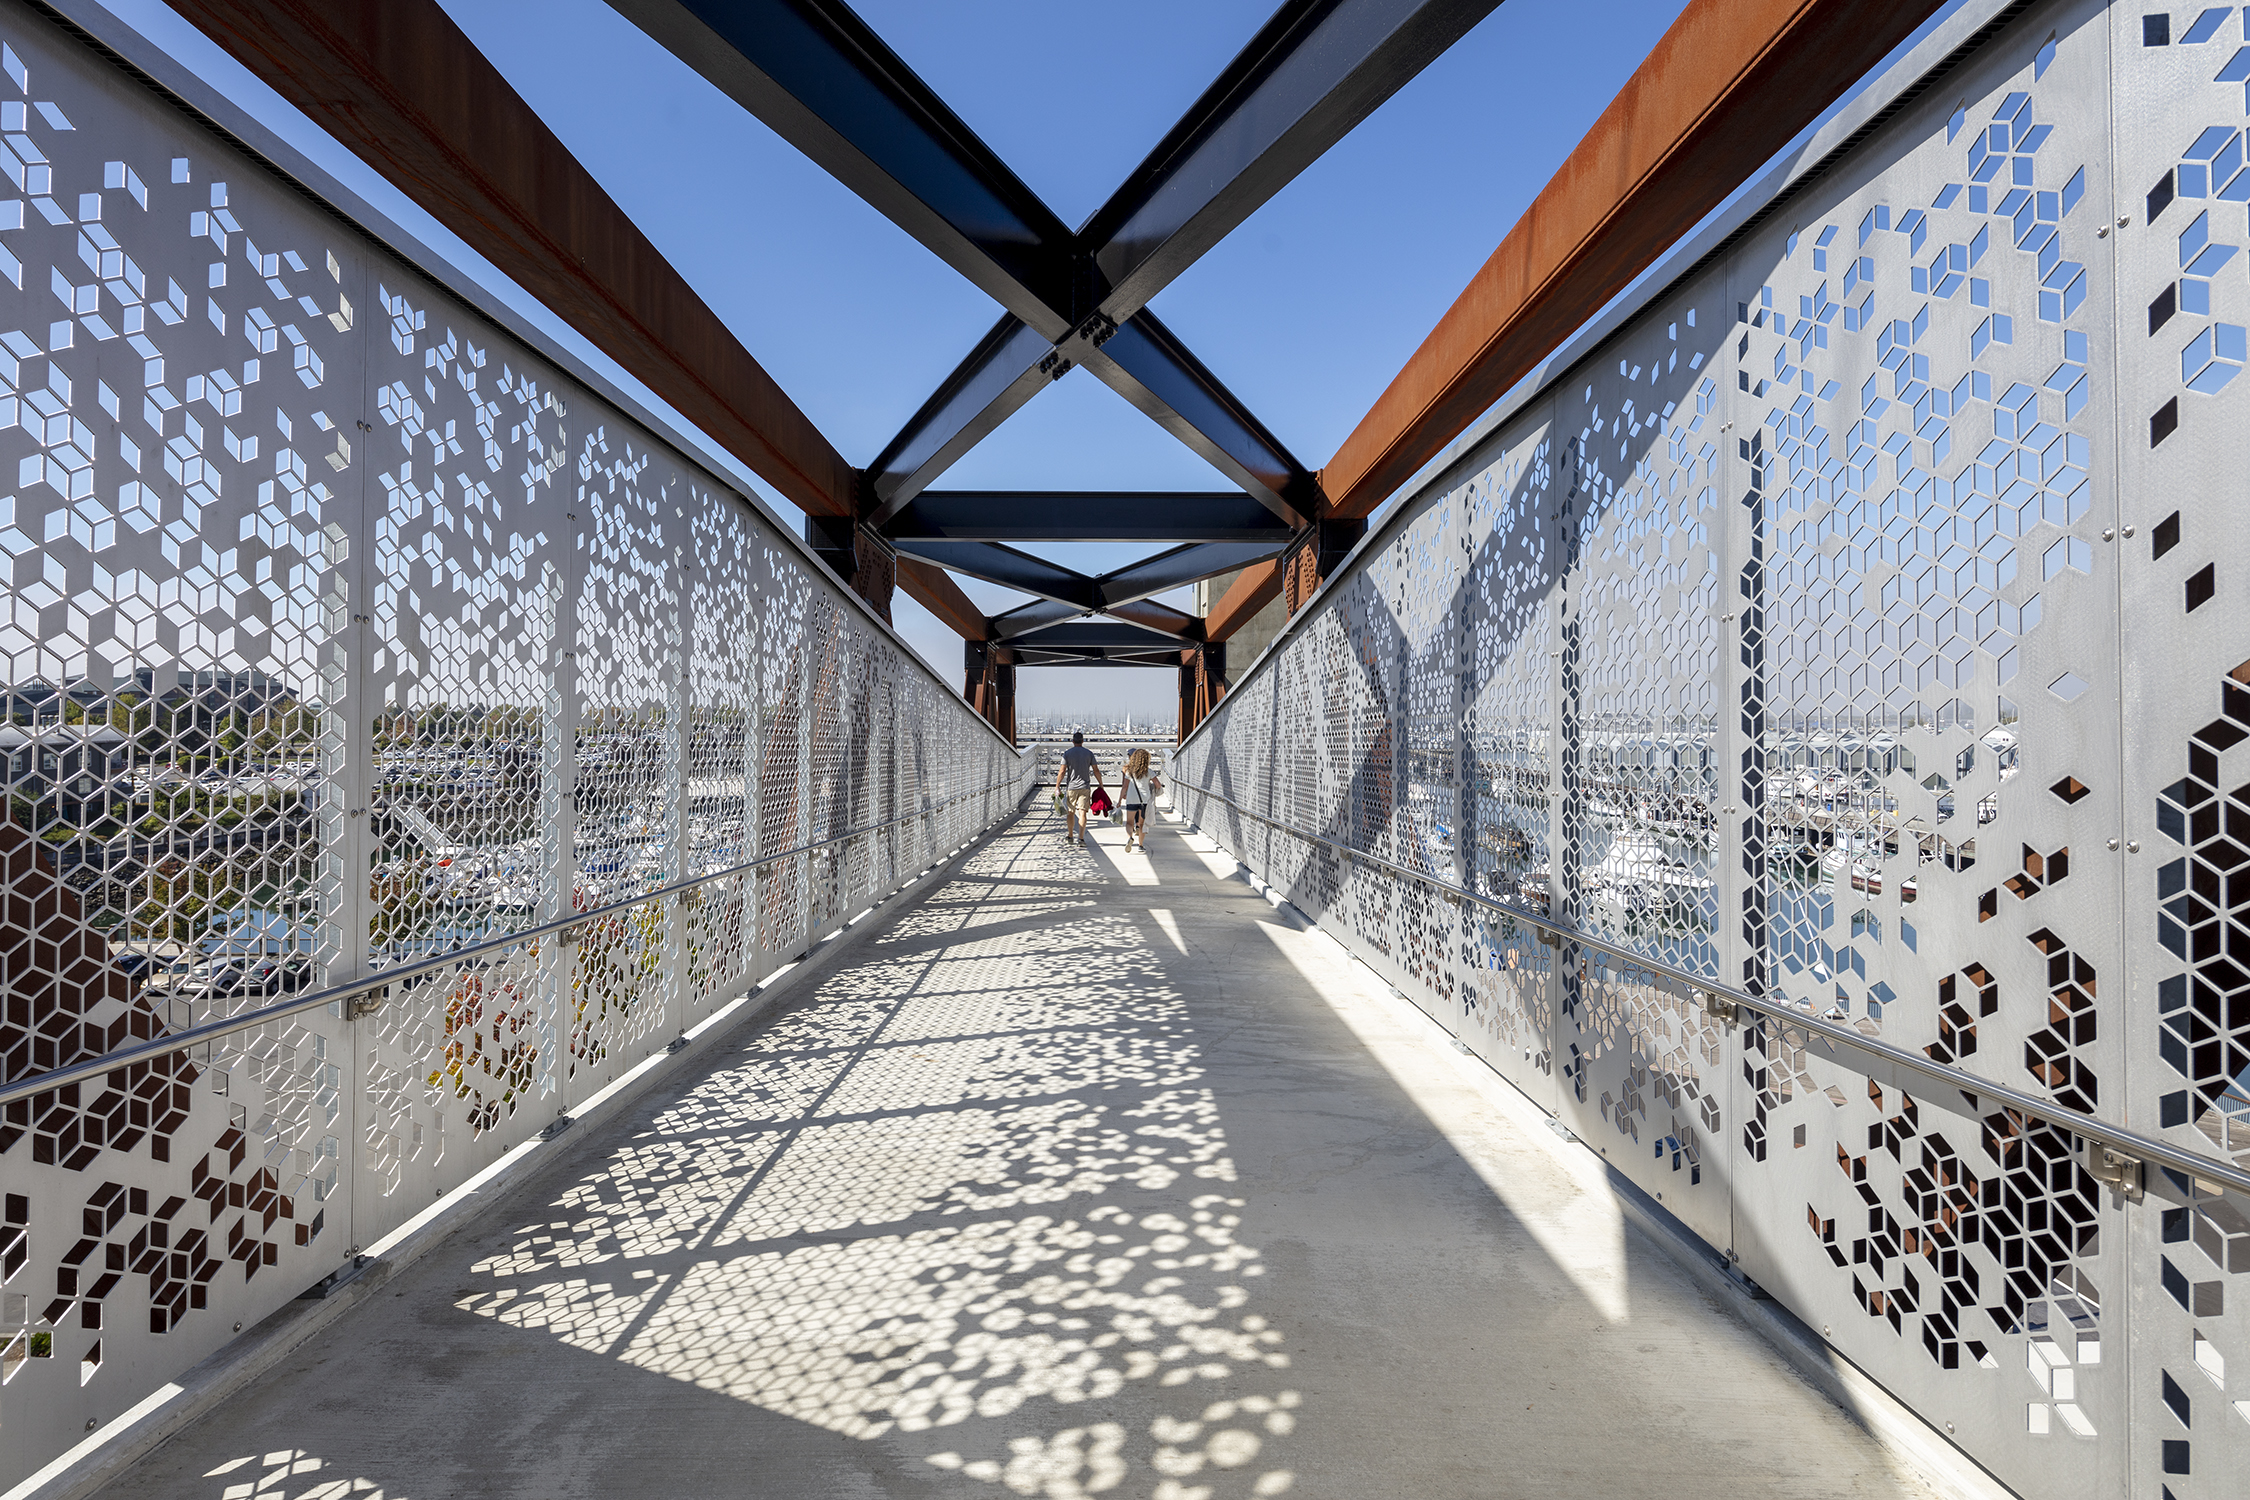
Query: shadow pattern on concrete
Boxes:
[{"xmin": 99, "ymin": 808, "xmax": 1935, "ymax": 1500}]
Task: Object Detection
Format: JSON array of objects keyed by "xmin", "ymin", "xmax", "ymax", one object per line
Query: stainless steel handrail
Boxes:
[
  {"xmin": 1173, "ymin": 780, "xmax": 2250, "ymax": 1198},
  {"xmin": 0, "ymin": 772, "xmax": 1035, "ymax": 1107}
]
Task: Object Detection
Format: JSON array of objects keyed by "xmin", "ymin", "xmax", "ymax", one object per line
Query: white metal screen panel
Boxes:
[
  {"xmin": 1177, "ymin": 4, "xmax": 2249, "ymax": 1494},
  {"xmin": 0, "ymin": 6, "xmax": 1031, "ymax": 1482}
]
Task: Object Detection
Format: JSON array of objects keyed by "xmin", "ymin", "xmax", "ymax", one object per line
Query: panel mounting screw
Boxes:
[
  {"xmin": 2107, "ymin": 838, "xmax": 2119, "ymax": 850},
  {"xmin": 2127, "ymin": 840, "xmax": 2141, "ymax": 853},
  {"xmin": 2122, "ymin": 525, "xmax": 2136, "ymax": 538},
  {"xmin": 2118, "ymin": 215, "xmax": 2130, "ymax": 227},
  {"xmin": 2101, "ymin": 528, "xmax": 2115, "ymax": 541},
  {"xmin": 2097, "ymin": 226, "xmax": 2109, "ymax": 237}
]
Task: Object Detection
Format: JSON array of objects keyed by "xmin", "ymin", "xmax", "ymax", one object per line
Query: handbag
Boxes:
[
  {"xmin": 1051, "ymin": 790, "xmax": 1066, "ymax": 818},
  {"xmin": 1089, "ymin": 788, "xmax": 1113, "ymax": 816}
]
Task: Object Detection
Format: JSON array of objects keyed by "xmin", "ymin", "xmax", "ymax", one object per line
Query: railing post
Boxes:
[
  {"xmin": 324, "ymin": 242, "xmax": 377, "ymax": 1271},
  {"xmin": 663, "ymin": 535, "xmax": 691, "ymax": 1045},
  {"xmin": 542, "ymin": 432, "xmax": 583, "ymax": 1124}
]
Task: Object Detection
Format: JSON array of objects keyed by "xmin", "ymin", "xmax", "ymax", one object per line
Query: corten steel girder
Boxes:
[
  {"xmin": 164, "ymin": 0, "xmax": 856, "ymax": 519},
  {"xmin": 1321, "ymin": 0, "xmax": 1949, "ymax": 518},
  {"xmin": 162, "ymin": 0, "xmax": 984, "ymax": 635}
]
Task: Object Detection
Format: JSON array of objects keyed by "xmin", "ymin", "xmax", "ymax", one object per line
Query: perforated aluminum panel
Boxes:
[
  {"xmin": 0, "ymin": 6, "xmax": 1028, "ymax": 1482},
  {"xmin": 1177, "ymin": 3, "xmax": 2249, "ymax": 1493},
  {"xmin": 2113, "ymin": 7, "xmax": 2250, "ymax": 1492}
]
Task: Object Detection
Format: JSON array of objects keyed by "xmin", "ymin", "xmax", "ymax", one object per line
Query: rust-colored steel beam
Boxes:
[
  {"xmin": 1321, "ymin": 0, "xmax": 1944, "ymax": 517},
  {"xmin": 169, "ymin": 0, "xmax": 856, "ymax": 517},
  {"xmin": 896, "ymin": 556, "xmax": 992, "ymax": 642},
  {"xmin": 1204, "ymin": 559, "xmax": 1283, "ymax": 641}
]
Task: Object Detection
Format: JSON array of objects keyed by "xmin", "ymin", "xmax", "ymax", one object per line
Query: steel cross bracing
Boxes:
[{"xmin": 605, "ymin": 0, "xmax": 1501, "ymax": 645}]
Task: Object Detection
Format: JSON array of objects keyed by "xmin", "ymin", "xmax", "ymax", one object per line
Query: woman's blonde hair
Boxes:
[{"xmin": 1125, "ymin": 748, "xmax": 1151, "ymax": 778}]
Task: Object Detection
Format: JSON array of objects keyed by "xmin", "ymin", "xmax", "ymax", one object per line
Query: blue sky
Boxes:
[{"xmin": 104, "ymin": 0, "xmax": 1701, "ymax": 719}]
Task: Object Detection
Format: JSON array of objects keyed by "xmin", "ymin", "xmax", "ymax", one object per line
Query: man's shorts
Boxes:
[{"xmin": 1067, "ymin": 789, "xmax": 1092, "ymax": 817}]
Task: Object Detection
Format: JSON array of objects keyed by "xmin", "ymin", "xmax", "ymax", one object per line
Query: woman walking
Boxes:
[{"xmin": 1119, "ymin": 748, "xmax": 1163, "ymax": 853}]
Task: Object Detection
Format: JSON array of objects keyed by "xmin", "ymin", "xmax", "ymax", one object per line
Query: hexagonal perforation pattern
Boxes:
[
  {"xmin": 0, "ymin": 7, "xmax": 1031, "ymax": 1485},
  {"xmin": 1173, "ymin": 4, "xmax": 2250, "ymax": 1495}
]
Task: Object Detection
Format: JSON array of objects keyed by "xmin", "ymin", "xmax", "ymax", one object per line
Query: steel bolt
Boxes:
[
  {"xmin": 2128, "ymin": 841, "xmax": 2141, "ymax": 853},
  {"xmin": 2107, "ymin": 838, "xmax": 2119, "ymax": 850},
  {"xmin": 2123, "ymin": 525, "xmax": 2136, "ymax": 538},
  {"xmin": 2102, "ymin": 528, "xmax": 2115, "ymax": 541}
]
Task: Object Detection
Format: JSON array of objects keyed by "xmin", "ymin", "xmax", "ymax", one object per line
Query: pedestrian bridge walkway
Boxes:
[{"xmin": 98, "ymin": 807, "xmax": 1937, "ymax": 1500}]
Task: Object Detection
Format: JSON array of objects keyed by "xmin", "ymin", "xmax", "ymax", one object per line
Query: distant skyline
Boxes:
[{"xmin": 101, "ymin": 0, "xmax": 1699, "ymax": 720}]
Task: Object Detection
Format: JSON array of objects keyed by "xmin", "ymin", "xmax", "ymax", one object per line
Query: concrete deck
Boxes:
[{"xmin": 101, "ymin": 808, "xmax": 1940, "ymax": 1500}]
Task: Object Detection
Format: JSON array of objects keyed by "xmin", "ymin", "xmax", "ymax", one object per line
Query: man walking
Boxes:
[{"xmin": 1055, "ymin": 731, "xmax": 1103, "ymax": 846}]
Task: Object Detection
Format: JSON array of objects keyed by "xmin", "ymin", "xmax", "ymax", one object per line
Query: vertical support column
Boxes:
[
  {"xmin": 544, "ymin": 427, "xmax": 584, "ymax": 1123},
  {"xmin": 1705, "ymin": 315, "xmax": 1750, "ymax": 1273},
  {"xmin": 743, "ymin": 555, "xmax": 769, "ymax": 975},
  {"xmin": 964, "ymin": 639, "xmax": 991, "ymax": 721},
  {"xmin": 789, "ymin": 641, "xmax": 815, "ymax": 956},
  {"xmin": 662, "ymin": 525, "xmax": 691, "ymax": 1046},
  {"xmin": 1284, "ymin": 518, "xmax": 1367, "ymax": 615},
  {"xmin": 961, "ymin": 640, "xmax": 1014, "ymax": 738},
  {"xmin": 1188, "ymin": 652, "xmax": 1206, "ymax": 746},
  {"xmin": 1551, "ymin": 430, "xmax": 1585, "ymax": 1112},
  {"xmin": 809, "ymin": 514, "xmax": 898, "ymax": 625},
  {"xmin": 1727, "ymin": 347, "xmax": 1773, "ymax": 1182},
  {"xmin": 1181, "ymin": 641, "xmax": 1227, "ymax": 736},
  {"xmin": 994, "ymin": 654, "xmax": 1017, "ymax": 744},
  {"xmin": 323, "ymin": 250, "xmax": 376, "ymax": 1269}
]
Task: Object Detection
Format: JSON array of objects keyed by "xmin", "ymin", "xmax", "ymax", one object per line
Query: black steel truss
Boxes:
[
  {"xmin": 987, "ymin": 598, "xmax": 1089, "ymax": 641},
  {"xmin": 1078, "ymin": 0, "xmax": 1502, "ymax": 322},
  {"xmin": 881, "ymin": 490, "xmax": 1293, "ymax": 544},
  {"xmin": 987, "ymin": 596, "xmax": 1200, "ymax": 642},
  {"xmin": 606, "ymin": 0, "xmax": 1497, "ymax": 647},
  {"xmin": 605, "ymin": 0, "xmax": 1076, "ymax": 332},
  {"xmin": 1003, "ymin": 622, "xmax": 1189, "ymax": 650},
  {"xmin": 1011, "ymin": 649, "xmax": 1184, "ymax": 667},
  {"xmin": 892, "ymin": 539, "xmax": 1281, "ymax": 614}
]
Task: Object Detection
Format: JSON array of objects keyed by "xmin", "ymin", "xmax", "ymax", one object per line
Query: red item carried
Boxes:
[{"xmin": 1089, "ymin": 788, "xmax": 1113, "ymax": 815}]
